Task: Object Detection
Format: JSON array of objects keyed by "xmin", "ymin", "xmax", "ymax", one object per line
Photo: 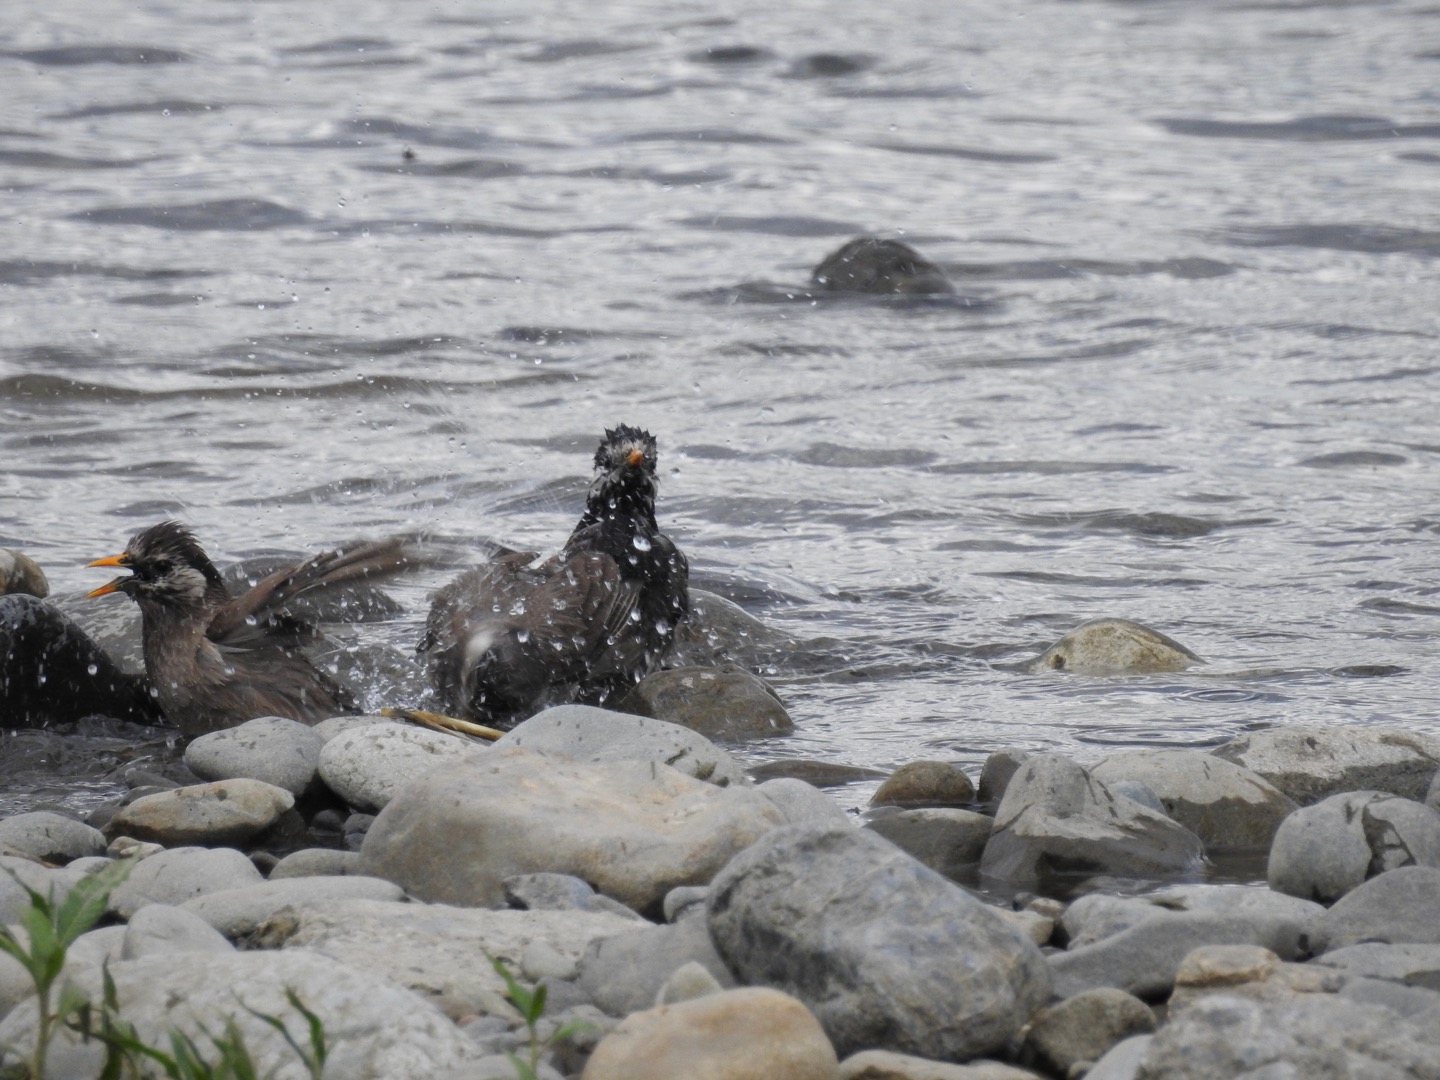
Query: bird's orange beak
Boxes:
[
  {"xmin": 626, "ymin": 448, "xmax": 644, "ymax": 467},
  {"xmin": 85, "ymin": 553, "xmax": 130, "ymax": 598}
]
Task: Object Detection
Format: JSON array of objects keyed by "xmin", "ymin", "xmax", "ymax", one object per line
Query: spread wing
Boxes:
[{"xmin": 207, "ymin": 536, "xmax": 416, "ymax": 651}]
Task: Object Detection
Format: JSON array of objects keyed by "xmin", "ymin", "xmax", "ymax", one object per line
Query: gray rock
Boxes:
[
  {"xmin": 311, "ymin": 713, "xmax": 399, "ymax": 742},
  {"xmin": 1083, "ymin": 1035, "xmax": 1152, "ymax": 1080},
  {"xmin": 871, "ymin": 761, "xmax": 976, "ymax": 808},
  {"xmin": 1106, "ymin": 780, "xmax": 1166, "ymax": 815},
  {"xmin": 748, "ymin": 759, "xmax": 887, "ymax": 787},
  {"xmin": 669, "ymin": 588, "xmax": 798, "ymax": 673},
  {"xmin": 1136, "ymin": 993, "xmax": 1440, "ymax": 1079},
  {"xmin": 1313, "ymin": 942, "xmax": 1440, "ymax": 987},
  {"xmin": 757, "ymin": 777, "xmax": 854, "ymax": 830},
  {"xmin": 102, "ymin": 779, "xmax": 295, "ymax": 847},
  {"xmin": 317, "ymin": 723, "xmax": 478, "ymax": 813},
  {"xmin": 578, "ymin": 911, "xmax": 737, "ymax": 1017},
  {"xmin": 836, "ymin": 1051, "xmax": 1045, "ymax": 1080},
  {"xmin": 1048, "ymin": 910, "xmax": 1307, "ymax": 999},
  {"xmin": 616, "ymin": 665, "xmax": 794, "ymax": 739},
  {"xmin": 1026, "ymin": 618, "xmax": 1202, "ymax": 675},
  {"xmin": 269, "ymin": 848, "xmax": 364, "ymax": 879},
  {"xmin": 1308, "ymin": 866, "xmax": 1440, "ymax": 953},
  {"xmin": 0, "ymin": 812, "xmax": 106, "ymax": 864},
  {"xmin": 864, "ymin": 808, "xmax": 992, "ymax": 878},
  {"xmin": 812, "ymin": 237, "xmax": 953, "ymax": 295},
  {"xmin": 108, "ymin": 847, "xmax": 264, "ymax": 919},
  {"xmin": 654, "ymin": 960, "xmax": 724, "ymax": 1006},
  {"xmin": 179, "ymin": 875, "xmax": 405, "ymax": 937},
  {"xmin": 0, "ymin": 548, "xmax": 48, "ymax": 598},
  {"xmin": 184, "ymin": 716, "xmax": 325, "ymax": 796},
  {"xmin": 494, "ymin": 705, "xmax": 749, "ymax": 788},
  {"xmin": 1167, "ymin": 944, "xmax": 1343, "ymax": 1010},
  {"xmin": 503, "ymin": 873, "xmax": 645, "ymax": 921},
  {"xmin": 1091, "ymin": 750, "xmax": 1297, "ymax": 851},
  {"xmin": 707, "ymin": 825, "xmax": 1051, "ymax": 1061},
  {"xmin": 1211, "ymin": 724, "xmax": 1440, "ymax": 805},
  {"xmin": 121, "ymin": 903, "xmax": 235, "ymax": 959},
  {"xmin": 1338, "ymin": 977, "xmax": 1440, "ymax": 1022},
  {"xmin": 362, "ymin": 748, "xmax": 782, "ymax": 913},
  {"xmin": 1019, "ymin": 987, "xmax": 1155, "ymax": 1076},
  {"xmin": 0, "ymin": 948, "xmax": 485, "ymax": 1079},
  {"xmin": 979, "ymin": 754, "xmax": 1204, "ymax": 886},
  {"xmin": 1272, "ymin": 789, "xmax": 1440, "ymax": 904},
  {"xmin": 662, "ymin": 885, "xmax": 709, "ymax": 923},
  {"xmin": 520, "ymin": 939, "xmax": 579, "ymax": 983},
  {"xmin": 263, "ymin": 897, "xmax": 638, "ymax": 1019},
  {"xmin": 1268, "ymin": 790, "xmax": 1440, "ymax": 904},
  {"xmin": 977, "ymin": 748, "xmax": 1031, "ymax": 807},
  {"xmin": 1059, "ymin": 885, "xmax": 1325, "ymax": 952},
  {"xmin": 1427, "ymin": 767, "xmax": 1440, "ymax": 814}
]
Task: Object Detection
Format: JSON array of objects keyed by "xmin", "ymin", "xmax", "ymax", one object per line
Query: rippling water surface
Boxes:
[{"xmin": 3, "ymin": 0, "xmax": 1439, "ymax": 819}]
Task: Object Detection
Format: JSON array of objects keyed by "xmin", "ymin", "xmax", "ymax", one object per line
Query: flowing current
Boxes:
[{"xmin": 2, "ymin": 0, "xmax": 1439, "ymax": 825}]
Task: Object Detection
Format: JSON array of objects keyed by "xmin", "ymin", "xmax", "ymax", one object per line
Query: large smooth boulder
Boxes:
[
  {"xmin": 0, "ymin": 811, "xmax": 106, "ymax": 863},
  {"xmin": 362, "ymin": 748, "xmax": 783, "ymax": 912},
  {"xmin": 102, "ymin": 779, "xmax": 294, "ymax": 847},
  {"xmin": 1268, "ymin": 790, "xmax": 1440, "ymax": 903},
  {"xmin": 264, "ymin": 897, "xmax": 638, "ymax": 1018},
  {"xmin": 616, "ymin": 665, "xmax": 794, "ymax": 739},
  {"xmin": 1135, "ymin": 994, "xmax": 1440, "ymax": 1078},
  {"xmin": 582, "ymin": 987, "xmax": 838, "ymax": 1080},
  {"xmin": 1025, "ymin": 618, "xmax": 1201, "ymax": 675},
  {"xmin": 0, "ymin": 948, "xmax": 484, "ymax": 1079},
  {"xmin": 317, "ymin": 723, "xmax": 477, "ymax": 812},
  {"xmin": 185, "ymin": 716, "xmax": 325, "ymax": 796},
  {"xmin": 1210, "ymin": 725, "xmax": 1440, "ymax": 805},
  {"xmin": 495, "ymin": 705, "xmax": 749, "ymax": 787},
  {"xmin": 980, "ymin": 755, "xmax": 1203, "ymax": 885},
  {"xmin": 707, "ymin": 825, "xmax": 1051, "ymax": 1061},
  {"xmin": 1090, "ymin": 750, "xmax": 1297, "ymax": 851},
  {"xmin": 1307, "ymin": 866, "xmax": 1440, "ymax": 953}
]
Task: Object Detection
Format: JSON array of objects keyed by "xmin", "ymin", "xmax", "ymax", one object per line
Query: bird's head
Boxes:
[
  {"xmin": 86, "ymin": 520, "xmax": 228, "ymax": 611},
  {"xmin": 588, "ymin": 425, "xmax": 659, "ymax": 507}
]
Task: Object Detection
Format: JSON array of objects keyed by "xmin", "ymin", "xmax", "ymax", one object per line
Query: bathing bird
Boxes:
[
  {"xmin": 87, "ymin": 521, "xmax": 412, "ymax": 736},
  {"xmin": 420, "ymin": 425, "xmax": 689, "ymax": 727}
]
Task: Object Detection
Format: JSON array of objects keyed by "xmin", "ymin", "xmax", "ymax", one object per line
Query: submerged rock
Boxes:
[
  {"xmin": 980, "ymin": 754, "xmax": 1204, "ymax": 886},
  {"xmin": 864, "ymin": 808, "xmax": 992, "ymax": 878},
  {"xmin": 1026, "ymin": 618, "xmax": 1202, "ymax": 675},
  {"xmin": 616, "ymin": 664, "xmax": 793, "ymax": 739},
  {"xmin": 707, "ymin": 825, "xmax": 1051, "ymax": 1061},
  {"xmin": 811, "ymin": 237, "xmax": 953, "ymax": 295},
  {"xmin": 361, "ymin": 747, "xmax": 782, "ymax": 912},
  {"xmin": 1211, "ymin": 724, "xmax": 1440, "ymax": 805}
]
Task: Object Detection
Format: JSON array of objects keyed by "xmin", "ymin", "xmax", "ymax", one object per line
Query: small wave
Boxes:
[
  {"xmin": 1298, "ymin": 451, "xmax": 1408, "ymax": 468},
  {"xmin": 1206, "ymin": 223, "xmax": 1440, "ymax": 256},
  {"xmin": 871, "ymin": 141, "xmax": 1054, "ymax": 165},
  {"xmin": 1158, "ymin": 114, "xmax": 1440, "ymax": 141},
  {"xmin": 4, "ymin": 45, "xmax": 188, "ymax": 65},
  {"xmin": 71, "ymin": 198, "xmax": 309, "ymax": 231}
]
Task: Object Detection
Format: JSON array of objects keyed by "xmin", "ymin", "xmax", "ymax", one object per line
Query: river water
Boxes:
[{"xmin": 3, "ymin": 0, "xmax": 1439, "ymax": 823}]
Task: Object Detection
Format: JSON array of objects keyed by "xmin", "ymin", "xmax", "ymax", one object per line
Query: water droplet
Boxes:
[
  {"xmin": 86, "ymin": 664, "xmax": 98, "ymax": 676},
  {"xmin": 632, "ymin": 535, "xmax": 652, "ymax": 553},
  {"xmin": 516, "ymin": 629, "xmax": 530, "ymax": 643}
]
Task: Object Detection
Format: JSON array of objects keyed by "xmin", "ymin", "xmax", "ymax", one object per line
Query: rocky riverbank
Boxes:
[{"xmin": 3, "ymin": 706, "xmax": 1440, "ymax": 1079}]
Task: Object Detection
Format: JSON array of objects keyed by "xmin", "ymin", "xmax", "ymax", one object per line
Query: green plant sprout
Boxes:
[{"xmin": 488, "ymin": 955, "xmax": 594, "ymax": 1080}]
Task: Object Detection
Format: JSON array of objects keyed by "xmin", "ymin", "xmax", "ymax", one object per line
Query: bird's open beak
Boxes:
[
  {"xmin": 85, "ymin": 554, "xmax": 131, "ymax": 598},
  {"xmin": 626, "ymin": 448, "xmax": 644, "ymax": 467}
]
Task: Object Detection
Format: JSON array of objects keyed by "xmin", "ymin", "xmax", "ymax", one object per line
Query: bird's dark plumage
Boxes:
[
  {"xmin": 421, "ymin": 426, "xmax": 689, "ymax": 726},
  {"xmin": 87, "ymin": 521, "xmax": 413, "ymax": 737}
]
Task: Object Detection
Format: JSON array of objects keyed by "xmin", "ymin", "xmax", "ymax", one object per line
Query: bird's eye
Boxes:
[{"xmin": 153, "ymin": 559, "xmax": 172, "ymax": 575}]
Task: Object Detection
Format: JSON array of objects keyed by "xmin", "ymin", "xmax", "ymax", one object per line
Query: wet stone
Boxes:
[
  {"xmin": 1019, "ymin": 987, "xmax": 1156, "ymax": 1077},
  {"xmin": 616, "ymin": 664, "xmax": 794, "ymax": 739},
  {"xmin": 184, "ymin": 715, "xmax": 324, "ymax": 796},
  {"xmin": 870, "ymin": 761, "xmax": 976, "ymax": 808},
  {"xmin": 864, "ymin": 807, "xmax": 991, "ymax": 878}
]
